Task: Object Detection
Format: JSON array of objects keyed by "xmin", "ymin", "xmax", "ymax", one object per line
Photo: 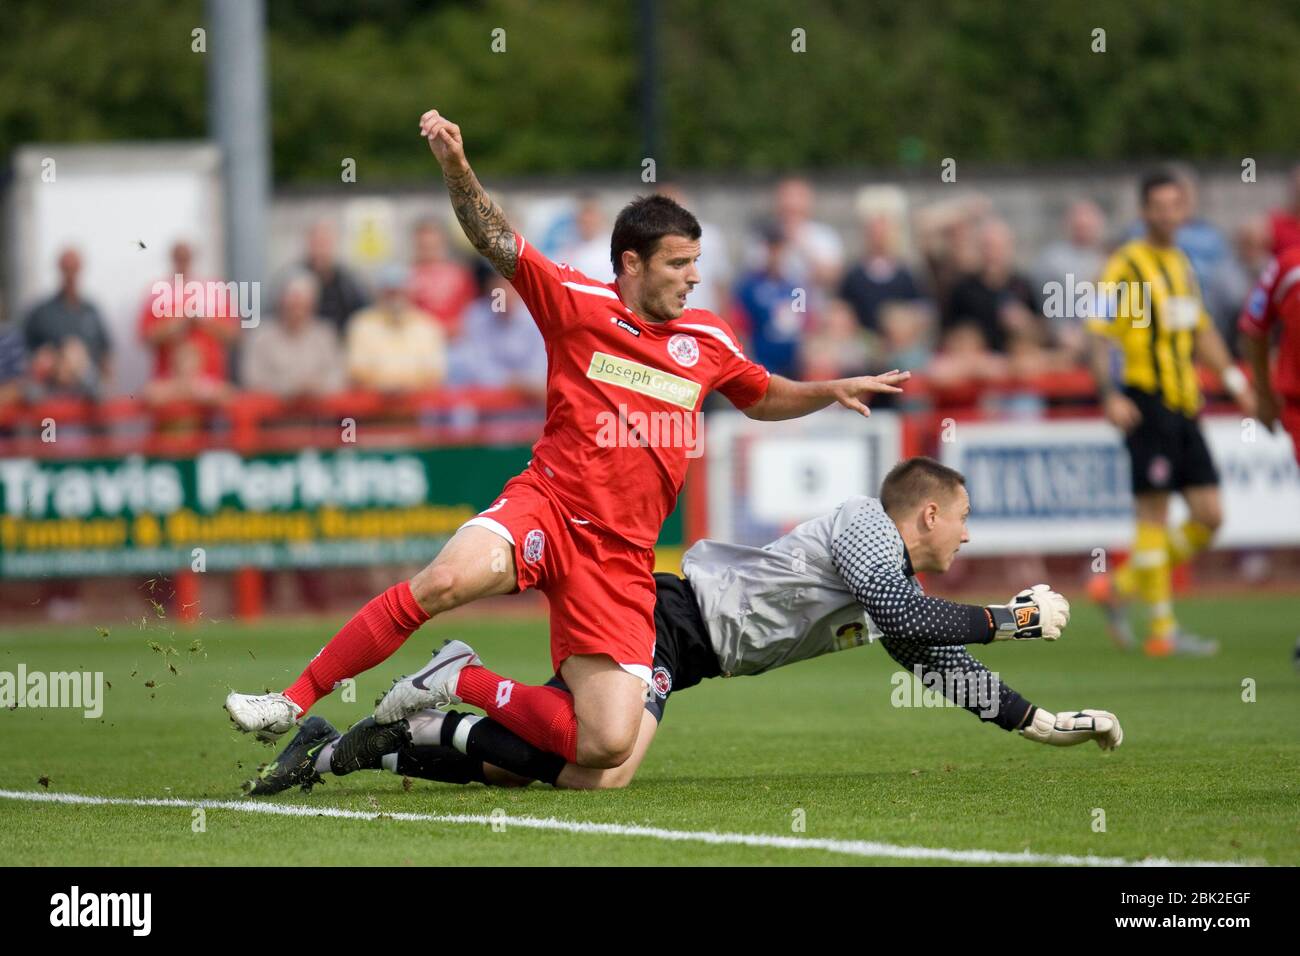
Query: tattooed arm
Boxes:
[{"xmin": 417, "ymin": 108, "xmax": 518, "ymax": 279}]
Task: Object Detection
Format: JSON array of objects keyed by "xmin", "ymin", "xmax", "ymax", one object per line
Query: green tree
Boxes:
[{"xmin": 2, "ymin": 0, "xmax": 1296, "ymax": 182}]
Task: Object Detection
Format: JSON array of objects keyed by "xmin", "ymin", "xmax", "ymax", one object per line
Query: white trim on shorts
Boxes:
[
  {"xmin": 619, "ymin": 663, "xmax": 652, "ymax": 687},
  {"xmin": 460, "ymin": 516, "xmax": 515, "ymax": 546}
]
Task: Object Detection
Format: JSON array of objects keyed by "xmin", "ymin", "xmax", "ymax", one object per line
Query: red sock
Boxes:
[
  {"xmin": 455, "ymin": 665, "xmax": 578, "ymax": 763},
  {"xmin": 283, "ymin": 581, "xmax": 429, "ymax": 712}
]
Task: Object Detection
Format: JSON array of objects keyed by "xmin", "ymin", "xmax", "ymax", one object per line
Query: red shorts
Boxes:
[{"xmin": 461, "ymin": 469, "xmax": 656, "ymax": 685}]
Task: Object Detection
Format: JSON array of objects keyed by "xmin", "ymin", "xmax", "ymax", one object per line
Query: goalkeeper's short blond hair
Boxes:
[{"xmin": 880, "ymin": 456, "xmax": 966, "ymax": 520}]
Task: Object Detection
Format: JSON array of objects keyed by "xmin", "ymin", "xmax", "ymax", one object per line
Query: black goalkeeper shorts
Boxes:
[
  {"xmin": 1123, "ymin": 386, "xmax": 1219, "ymax": 495},
  {"xmin": 546, "ymin": 573, "xmax": 721, "ymax": 722}
]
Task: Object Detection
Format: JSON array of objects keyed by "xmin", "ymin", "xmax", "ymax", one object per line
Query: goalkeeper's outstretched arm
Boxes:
[
  {"xmin": 880, "ymin": 636, "xmax": 1123, "ymax": 749},
  {"xmin": 880, "ymin": 636, "xmax": 1035, "ymax": 731}
]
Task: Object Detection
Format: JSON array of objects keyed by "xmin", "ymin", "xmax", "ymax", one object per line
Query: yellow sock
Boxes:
[
  {"xmin": 1167, "ymin": 520, "xmax": 1213, "ymax": 568},
  {"xmin": 1113, "ymin": 557, "xmax": 1137, "ymax": 598},
  {"xmin": 1131, "ymin": 522, "xmax": 1175, "ymax": 640}
]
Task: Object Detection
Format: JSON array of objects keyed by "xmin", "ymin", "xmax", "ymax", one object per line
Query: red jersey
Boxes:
[
  {"xmin": 1239, "ymin": 247, "xmax": 1300, "ymax": 399},
  {"xmin": 408, "ymin": 259, "xmax": 477, "ymax": 338},
  {"xmin": 138, "ymin": 278, "xmax": 235, "ymax": 381},
  {"xmin": 1269, "ymin": 210, "xmax": 1300, "ymax": 256},
  {"xmin": 509, "ymin": 233, "xmax": 770, "ymax": 549}
]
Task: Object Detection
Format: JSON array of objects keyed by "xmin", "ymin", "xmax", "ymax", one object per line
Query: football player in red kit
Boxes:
[
  {"xmin": 1240, "ymin": 245, "xmax": 1300, "ymax": 465},
  {"xmin": 226, "ymin": 108, "xmax": 909, "ymax": 772}
]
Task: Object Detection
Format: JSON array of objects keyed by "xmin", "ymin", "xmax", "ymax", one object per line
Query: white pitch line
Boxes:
[{"xmin": 0, "ymin": 789, "xmax": 1250, "ymax": 867}]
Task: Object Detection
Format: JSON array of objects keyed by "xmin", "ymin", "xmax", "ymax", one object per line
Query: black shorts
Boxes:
[
  {"xmin": 546, "ymin": 573, "xmax": 721, "ymax": 722},
  {"xmin": 1122, "ymin": 386, "xmax": 1219, "ymax": 494}
]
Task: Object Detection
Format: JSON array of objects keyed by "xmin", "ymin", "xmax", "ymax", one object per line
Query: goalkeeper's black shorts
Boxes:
[{"xmin": 545, "ymin": 573, "xmax": 721, "ymax": 722}]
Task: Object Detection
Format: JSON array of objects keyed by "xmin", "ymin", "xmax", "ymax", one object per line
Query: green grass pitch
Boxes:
[{"xmin": 1, "ymin": 594, "xmax": 1297, "ymax": 866}]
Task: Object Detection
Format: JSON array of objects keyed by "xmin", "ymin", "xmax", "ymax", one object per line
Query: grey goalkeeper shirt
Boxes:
[
  {"xmin": 681, "ymin": 496, "xmax": 1033, "ymax": 731},
  {"xmin": 682, "ymin": 496, "xmax": 993, "ymax": 677}
]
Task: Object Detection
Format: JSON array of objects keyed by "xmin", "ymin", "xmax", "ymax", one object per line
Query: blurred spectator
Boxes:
[
  {"xmin": 945, "ymin": 218, "xmax": 1043, "ymax": 354},
  {"xmin": 138, "ymin": 241, "xmax": 237, "ymax": 406},
  {"xmin": 732, "ymin": 222, "xmax": 805, "ymax": 378},
  {"xmin": 768, "ymin": 176, "xmax": 844, "ymax": 288},
  {"xmin": 556, "ymin": 192, "xmax": 613, "ymax": 280},
  {"xmin": 23, "ymin": 247, "xmax": 112, "ymax": 399},
  {"xmin": 914, "ymin": 194, "xmax": 991, "ymax": 311},
  {"xmin": 1032, "ymin": 200, "xmax": 1105, "ymax": 297},
  {"xmin": 1267, "ymin": 163, "xmax": 1300, "ymax": 254},
  {"xmin": 800, "ymin": 298, "xmax": 872, "ymax": 381},
  {"xmin": 926, "ymin": 322, "xmax": 1009, "ymax": 389},
  {"xmin": 14, "ymin": 267, "xmax": 91, "ymax": 616},
  {"xmin": 347, "ymin": 265, "xmax": 446, "ymax": 392},
  {"xmin": 1031, "ymin": 200, "xmax": 1107, "ymax": 361},
  {"xmin": 838, "ymin": 212, "xmax": 923, "ymax": 333},
  {"xmin": 877, "ymin": 300, "xmax": 936, "ymax": 373},
  {"xmin": 657, "ymin": 183, "xmax": 732, "ymax": 315},
  {"xmin": 0, "ymin": 299, "xmax": 24, "ymax": 408},
  {"xmin": 1212, "ymin": 216, "xmax": 1273, "ymax": 353},
  {"xmin": 303, "ymin": 220, "xmax": 371, "ymax": 333},
  {"xmin": 1174, "ymin": 168, "xmax": 1232, "ymax": 314},
  {"xmin": 1235, "ymin": 215, "xmax": 1274, "ymax": 279},
  {"xmin": 448, "ymin": 274, "xmax": 546, "ymax": 401},
  {"xmin": 243, "ymin": 271, "xmax": 345, "ymax": 397},
  {"xmin": 407, "ymin": 219, "xmax": 476, "ymax": 339}
]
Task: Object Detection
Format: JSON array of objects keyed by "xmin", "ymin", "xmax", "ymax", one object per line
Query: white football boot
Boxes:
[
  {"xmin": 224, "ymin": 691, "xmax": 303, "ymax": 743},
  {"xmin": 374, "ymin": 640, "xmax": 481, "ymax": 725}
]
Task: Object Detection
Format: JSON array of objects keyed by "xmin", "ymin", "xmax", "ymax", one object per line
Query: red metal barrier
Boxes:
[
  {"xmin": 0, "ymin": 387, "xmax": 547, "ymax": 458},
  {"xmin": 0, "ymin": 367, "xmax": 1248, "ymax": 456}
]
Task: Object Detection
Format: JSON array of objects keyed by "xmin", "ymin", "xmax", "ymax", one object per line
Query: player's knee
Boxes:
[
  {"xmin": 576, "ymin": 726, "xmax": 638, "ymax": 770},
  {"xmin": 575, "ymin": 743, "xmax": 631, "ymax": 770},
  {"xmin": 409, "ymin": 563, "xmax": 463, "ymax": 614},
  {"xmin": 1196, "ymin": 507, "xmax": 1223, "ymax": 533}
]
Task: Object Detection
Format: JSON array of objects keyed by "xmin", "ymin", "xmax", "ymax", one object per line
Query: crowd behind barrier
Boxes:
[{"xmin": 4, "ymin": 165, "xmax": 1298, "ymax": 418}]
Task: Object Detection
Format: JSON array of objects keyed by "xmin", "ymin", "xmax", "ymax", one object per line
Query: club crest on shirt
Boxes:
[
  {"xmin": 523, "ymin": 529, "xmax": 545, "ymax": 564},
  {"xmin": 667, "ymin": 333, "xmax": 700, "ymax": 368},
  {"xmin": 651, "ymin": 665, "xmax": 673, "ymax": 698}
]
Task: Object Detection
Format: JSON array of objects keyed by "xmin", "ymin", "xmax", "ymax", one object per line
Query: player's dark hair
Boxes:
[
  {"xmin": 610, "ymin": 195, "xmax": 701, "ymax": 276},
  {"xmin": 880, "ymin": 456, "xmax": 966, "ymax": 519},
  {"xmin": 1139, "ymin": 168, "xmax": 1180, "ymax": 206}
]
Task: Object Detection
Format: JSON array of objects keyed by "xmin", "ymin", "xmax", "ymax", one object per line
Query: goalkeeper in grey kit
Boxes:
[{"xmin": 247, "ymin": 457, "xmax": 1123, "ymax": 795}]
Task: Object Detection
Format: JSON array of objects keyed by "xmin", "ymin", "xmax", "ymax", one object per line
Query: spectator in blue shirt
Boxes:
[
  {"xmin": 0, "ymin": 303, "xmax": 26, "ymax": 408},
  {"xmin": 447, "ymin": 273, "xmax": 547, "ymax": 401},
  {"xmin": 731, "ymin": 222, "xmax": 805, "ymax": 379}
]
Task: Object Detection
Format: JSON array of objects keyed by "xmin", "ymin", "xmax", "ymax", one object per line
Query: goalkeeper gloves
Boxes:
[
  {"xmin": 987, "ymin": 583, "xmax": 1070, "ymax": 640},
  {"xmin": 1021, "ymin": 708, "xmax": 1123, "ymax": 750}
]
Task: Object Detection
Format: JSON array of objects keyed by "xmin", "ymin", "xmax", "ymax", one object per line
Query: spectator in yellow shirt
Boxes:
[{"xmin": 345, "ymin": 265, "xmax": 447, "ymax": 393}]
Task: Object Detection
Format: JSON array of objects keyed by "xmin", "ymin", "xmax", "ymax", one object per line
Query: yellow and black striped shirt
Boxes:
[{"xmin": 1087, "ymin": 239, "xmax": 1210, "ymax": 417}]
